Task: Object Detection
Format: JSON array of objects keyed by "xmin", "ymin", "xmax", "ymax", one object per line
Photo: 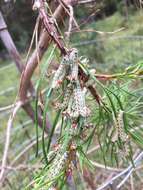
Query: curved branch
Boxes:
[
  {"xmin": 19, "ymin": 0, "xmax": 78, "ymax": 102},
  {"xmin": 0, "ymin": 11, "xmax": 46, "ymax": 129}
]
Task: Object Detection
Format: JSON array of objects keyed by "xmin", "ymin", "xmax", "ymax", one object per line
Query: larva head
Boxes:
[
  {"xmin": 70, "ymin": 143, "xmax": 77, "ymax": 151},
  {"xmin": 53, "ymin": 143, "xmax": 60, "ymax": 151},
  {"xmin": 84, "ymin": 123, "xmax": 94, "ymax": 129},
  {"xmin": 48, "ymin": 187, "xmax": 57, "ymax": 190},
  {"xmin": 32, "ymin": 0, "xmax": 41, "ymax": 10},
  {"xmin": 53, "ymin": 102, "xmax": 61, "ymax": 110},
  {"xmin": 69, "ymin": 48, "xmax": 78, "ymax": 62},
  {"xmin": 61, "ymin": 55, "xmax": 69, "ymax": 65},
  {"xmin": 72, "ymin": 123, "xmax": 78, "ymax": 129},
  {"xmin": 56, "ymin": 79, "xmax": 63, "ymax": 85},
  {"xmin": 63, "ymin": 151, "xmax": 69, "ymax": 159}
]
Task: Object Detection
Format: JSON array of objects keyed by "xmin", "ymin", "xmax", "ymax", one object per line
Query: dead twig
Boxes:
[
  {"xmin": 97, "ymin": 151, "xmax": 143, "ymax": 190},
  {"xmin": 66, "ymin": 5, "xmax": 74, "ymax": 42},
  {"xmin": 78, "ymin": 0, "xmax": 96, "ymax": 4},
  {"xmin": 71, "ymin": 27, "xmax": 125, "ymax": 35},
  {"xmin": 130, "ymin": 174, "xmax": 134, "ymax": 190},
  {"xmin": 0, "ymin": 101, "xmax": 22, "ymax": 183},
  {"xmin": 0, "ymin": 164, "xmax": 43, "ymax": 171}
]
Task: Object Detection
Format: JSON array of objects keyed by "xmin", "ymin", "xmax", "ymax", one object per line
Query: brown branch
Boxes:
[
  {"xmin": 83, "ymin": 168, "xmax": 96, "ymax": 190},
  {"xmin": 19, "ymin": 0, "xmax": 78, "ymax": 102},
  {"xmin": 0, "ymin": 11, "xmax": 23, "ymax": 72},
  {"xmin": 87, "ymin": 85, "xmax": 101, "ymax": 105},
  {"xmin": 20, "ymin": 0, "xmax": 103, "ymax": 125},
  {"xmin": 0, "ymin": 11, "xmax": 34, "ymax": 93},
  {"xmin": 39, "ymin": 0, "xmax": 67, "ymax": 54},
  {"xmin": 59, "ymin": 0, "xmax": 80, "ymax": 31},
  {"xmin": 0, "ymin": 11, "xmax": 48, "ymax": 129}
]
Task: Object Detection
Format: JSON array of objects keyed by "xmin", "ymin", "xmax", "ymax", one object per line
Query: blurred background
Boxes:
[{"xmin": 0, "ymin": 0, "xmax": 143, "ymax": 189}]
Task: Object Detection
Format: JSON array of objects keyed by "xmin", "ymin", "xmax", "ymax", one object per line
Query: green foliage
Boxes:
[
  {"xmin": 72, "ymin": 11, "xmax": 143, "ymax": 73},
  {"xmin": 29, "ymin": 44, "xmax": 143, "ymax": 189},
  {"xmin": 1, "ymin": 3, "xmax": 143, "ymax": 190}
]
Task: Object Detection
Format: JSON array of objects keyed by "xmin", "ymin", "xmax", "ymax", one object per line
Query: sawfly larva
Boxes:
[
  {"xmin": 69, "ymin": 48, "xmax": 79, "ymax": 81},
  {"xmin": 51, "ymin": 55, "xmax": 69, "ymax": 89},
  {"xmin": 70, "ymin": 81, "xmax": 90, "ymax": 118},
  {"xmin": 60, "ymin": 83, "xmax": 73, "ymax": 110},
  {"xmin": 117, "ymin": 110, "xmax": 128, "ymax": 142}
]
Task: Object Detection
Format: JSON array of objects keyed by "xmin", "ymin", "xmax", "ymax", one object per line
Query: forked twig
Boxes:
[
  {"xmin": 97, "ymin": 151, "xmax": 143, "ymax": 190},
  {"xmin": 19, "ymin": 0, "xmax": 77, "ymax": 103}
]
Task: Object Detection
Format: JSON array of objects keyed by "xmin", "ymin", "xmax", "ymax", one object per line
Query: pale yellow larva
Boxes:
[
  {"xmin": 51, "ymin": 55, "xmax": 69, "ymax": 89},
  {"xmin": 46, "ymin": 151, "xmax": 69, "ymax": 182},
  {"xmin": 32, "ymin": 0, "xmax": 41, "ymax": 10},
  {"xmin": 117, "ymin": 110, "xmax": 128, "ymax": 142},
  {"xmin": 47, "ymin": 150, "xmax": 57, "ymax": 162},
  {"xmin": 61, "ymin": 83, "xmax": 73, "ymax": 110},
  {"xmin": 71, "ymin": 81, "xmax": 90, "ymax": 118},
  {"xmin": 69, "ymin": 49, "xmax": 79, "ymax": 81}
]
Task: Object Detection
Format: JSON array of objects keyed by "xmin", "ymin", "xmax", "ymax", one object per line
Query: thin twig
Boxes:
[
  {"xmin": 71, "ymin": 27, "xmax": 125, "ymax": 35},
  {"xmin": 78, "ymin": 0, "xmax": 96, "ymax": 4},
  {"xmin": 0, "ymin": 104, "xmax": 15, "ymax": 112},
  {"xmin": 66, "ymin": 5, "xmax": 74, "ymax": 42},
  {"xmin": 10, "ymin": 134, "xmax": 47, "ymax": 166},
  {"xmin": 90, "ymin": 161, "xmax": 123, "ymax": 172},
  {"xmin": 0, "ymin": 134, "xmax": 48, "ymax": 184},
  {"xmin": 97, "ymin": 151, "xmax": 143, "ymax": 190},
  {"xmin": 59, "ymin": 0, "xmax": 80, "ymax": 31},
  {"xmin": 0, "ymin": 101, "xmax": 22, "ymax": 183},
  {"xmin": 87, "ymin": 144, "xmax": 101, "ymax": 154},
  {"xmin": 130, "ymin": 174, "xmax": 134, "ymax": 190},
  {"xmin": 19, "ymin": 0, "xmax": 77, "ymax": 102},
  {"xmin": 0, "ymin": 164, "xmax": 43, "ymax": 171}
]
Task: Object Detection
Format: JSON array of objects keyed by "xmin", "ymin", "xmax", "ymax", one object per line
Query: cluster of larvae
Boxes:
[
  {"xmin": 35, "ymin": 143, "xmax": 76, "ymax": 190},
  {"xmin": 51, "ymin": 48, "xmax": 90, "ymax": 120},
  {"xmin": 35, "ymin": 49, "xmax": 91, "ymax": 189}
]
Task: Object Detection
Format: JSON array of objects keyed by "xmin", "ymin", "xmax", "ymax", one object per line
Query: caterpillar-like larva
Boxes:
[
  {"xmin": 32, "ymin": 0, "xmax": 41, "ymax": 10},
  {"xmin": 69, "ymin": 48, "xmax": 78, "ymax": 63},
  {"xmin": 46, "ymin": 151, "xmax": 69, "ymax": 183},
  {"xmin": 65, "ymin": 122, "xmax": 79, "ymax": 136},
  {"xmin": 68, "ymin": 99, "xmax": 79, "ymax": 118},
  {"xmin": 51, "ymin": 55, "xmax": 69, "ymax": 89},
  {"xmin": 54, "ymin": 83, "xmax": 73, "ymax": 110},
  {"xmin": 64, "ymin": 86, "xmax": 81, "ymax": 118},
  {"xmin": 69, "ymin": 49, "xmax": 79, "ymax": 81},
  {"xmin": 48, "ymin": 187, "xmax": 57, "ymax": 190},
  {"xmin": 47, "ymin": 150, "xmax": 57, "ymax": 162},
  {"xmin": 70, "ymin": 60, "xmax": 78, "ymax": 81},
  {"xmin": 60, "ymin": 83, "xmax": 74, "ymax": 110},
  {"xmin": 62, "ymin": 94, "xmax": 75, "ymax": 117},
  {"xmin": 46, "ymin": 144, "xmax": 61, "ymax": 162},
  {"xmin": 47, "ymin": 145, "xmax": 76, "ymax": 190},
  {"xmin": 70, "ymin": 81, "xmax": 90, "ymax": 118},
  {"xmin": 117, "ymin": 110, "xmax": 128, "ymax": 142}
]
